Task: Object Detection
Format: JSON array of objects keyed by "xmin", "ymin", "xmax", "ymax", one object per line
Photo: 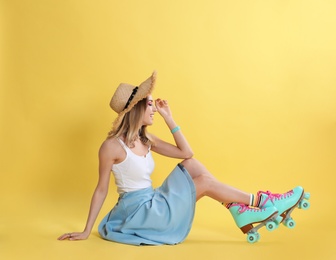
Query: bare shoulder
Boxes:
[{"xmin": 99, "ymin": 138, "xmax": 124, "ymax": 162}]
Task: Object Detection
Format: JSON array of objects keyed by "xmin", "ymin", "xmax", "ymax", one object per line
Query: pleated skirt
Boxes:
[{"xmin": 98, "ymin": 164, "xmax": 196, "ymax": 245}]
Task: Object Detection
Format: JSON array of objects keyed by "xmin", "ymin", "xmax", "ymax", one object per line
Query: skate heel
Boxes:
[
  {"xmin": 227, "ymin": 203, "xmax": 278, "ymax": 243},
  {"xmin": 240, "ymin": 223, "xmax": 253, "ymax": 234},
  {"xmin": 240, "ymin": 212, "xmax": 279, "ymax": 234}
]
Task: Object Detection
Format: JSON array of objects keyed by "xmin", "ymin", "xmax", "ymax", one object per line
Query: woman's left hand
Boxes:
[
  {"xmin": 155, "ymin": 98, "xmax": 172, "ymax": 119},
  {"xmin": 57, "ymin": 231, "xmax": 89, "ymax": 241}
]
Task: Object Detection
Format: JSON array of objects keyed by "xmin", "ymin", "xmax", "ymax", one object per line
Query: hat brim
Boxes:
[{"xmin": 112, "ymin": 71, "xmax": 157, "ymax": 131}]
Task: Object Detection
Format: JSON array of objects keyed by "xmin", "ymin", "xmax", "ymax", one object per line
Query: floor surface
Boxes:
[{"xmin": 1, "ymin": 190, "xmax": 334, "ymax": 260}]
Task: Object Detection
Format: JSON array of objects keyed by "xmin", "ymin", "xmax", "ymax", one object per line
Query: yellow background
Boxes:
[{"xmin": 1, "ymin": 0, "xmax": 335, "ymax": 259}]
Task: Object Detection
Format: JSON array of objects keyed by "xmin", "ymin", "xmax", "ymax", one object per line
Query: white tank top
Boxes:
[{"xmin": 112, "ymin": 138, "xmax": 155, "ymax": 194}]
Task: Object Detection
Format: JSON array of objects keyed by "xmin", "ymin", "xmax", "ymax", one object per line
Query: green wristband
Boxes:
[{"xmin": 171, "ymin": 126, "xmax": 181, "ymax": 134}]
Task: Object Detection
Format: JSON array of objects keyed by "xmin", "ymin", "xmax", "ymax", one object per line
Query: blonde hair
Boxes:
[{"xmin": 107, "ymin": 98, "xmax": 153, "ymax": 147}]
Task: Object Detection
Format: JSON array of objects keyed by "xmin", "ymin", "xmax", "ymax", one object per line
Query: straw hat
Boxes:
[{"xmin": 110, "ymin": 70, "xmax": 157, "ymax": 131}]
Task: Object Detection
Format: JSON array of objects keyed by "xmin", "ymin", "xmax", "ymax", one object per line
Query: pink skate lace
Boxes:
[
  {"xmin": 229, "ymin": 203, "xmax": 265, "ymax": 213},
  {"xmin": 257, "ymin": 190, "xmax": 294, "ymax": 208}
]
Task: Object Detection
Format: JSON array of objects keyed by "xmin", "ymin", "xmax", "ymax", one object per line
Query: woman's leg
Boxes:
[
  {"xmin": 180, "ymin": 158, "xmax": 251, "ymax": 204},
  {"xmin": 180, "ymin": 158, "xmax": 309, "ymax": 237}
]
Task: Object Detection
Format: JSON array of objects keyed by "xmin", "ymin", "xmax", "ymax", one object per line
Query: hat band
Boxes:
[{"xmin": 124, "ymin": 86, "xmax": 139, "ymax": 110}]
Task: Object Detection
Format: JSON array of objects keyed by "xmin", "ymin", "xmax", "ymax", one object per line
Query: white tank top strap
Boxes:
[
  {"xmin": 116, "ymin": 137, "xmax": 128, "ymax": 151},
  {"xmin": 117, "ymin": 137, "xmax": 151, "ymax": 153}
]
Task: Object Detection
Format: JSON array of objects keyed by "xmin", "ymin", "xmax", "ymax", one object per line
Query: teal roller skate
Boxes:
[
  {"xmin": 256, "ymin": 186, "xmax": 310, "ymax": 228},
  {"xmin": 227, "ymin": 203, "xmax": 279, "ymax": 243}
]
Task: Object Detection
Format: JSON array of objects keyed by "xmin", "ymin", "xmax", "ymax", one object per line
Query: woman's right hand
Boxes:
[
  {"xmin": 57, "ymin": 231, "xmax": 89, "ymax": 241},
  {"xmin": 155, "ymin": 98, "xmax": 172, "ymax": 119}
]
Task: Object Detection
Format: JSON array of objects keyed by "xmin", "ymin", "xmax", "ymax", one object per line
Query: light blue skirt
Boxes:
[{"xmin": 98, "ymin": 164, "xmax": 196, "ymax": 245}]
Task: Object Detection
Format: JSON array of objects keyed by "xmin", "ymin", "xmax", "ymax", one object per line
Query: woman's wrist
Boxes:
[
  {"xmin": 83, "ymin": 227, "xmax": 92, "ymax": 235},
  {"xmin": 164, "ymin": 116, "xmax": 177, "ymax": 129},
  {"xmin": 171, "ymin": 126, "xmax": 181, "ymax": 134},
  {"xmin": 163, "ymin": 115, "xmax": 174, "ymax": 124}
]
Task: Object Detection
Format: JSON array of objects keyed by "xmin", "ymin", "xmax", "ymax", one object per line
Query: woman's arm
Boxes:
[
  {"xmin": 58, "ymin": 140, "xmax": 117, "ymax": 241},
  {"xmin": 151, "ymin": 98, "xmax": 194, "ymax": 159}
]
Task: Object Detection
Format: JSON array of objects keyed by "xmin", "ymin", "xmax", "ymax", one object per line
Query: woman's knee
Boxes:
[
  {"xmin": 180, "ymin": 158, "xmax": 196, "ymax": 168},
  {"xmin": 180, "ymin": 158, "xmax": 201, "ymax": 178},
  {"xmin": 180, "ymin": 158, "xmax": 212, "ymax": 179}
]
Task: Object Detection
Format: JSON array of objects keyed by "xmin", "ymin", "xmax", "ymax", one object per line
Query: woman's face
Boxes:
[{"xmin": 142, "ymin": 95, "xmax": 157, "ymax": 126}]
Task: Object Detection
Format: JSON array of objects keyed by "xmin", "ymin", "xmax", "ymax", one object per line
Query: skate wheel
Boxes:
[
  {"xmin": 266, "ymin": 221, "xmax": 277, "ymax": 231},
  {"xmin": 304, "ymin": 192, "xmax": 310, "ymax": 200},
  {"xmin": 299, "ymin": 199, "xmax": 310, "ymax": 210},
  {"xmin": 283, "ymin": 218, "xmax": 296, "ymax": 229},
  {"xmin": 247, "ymin": 233, "xmax": 259, "ymax": 244}
]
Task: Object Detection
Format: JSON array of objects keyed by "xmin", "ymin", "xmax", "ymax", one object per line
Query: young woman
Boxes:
[{"xmin": 58, "ymin": 71, "xmax": 309, "ymax": 244}]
